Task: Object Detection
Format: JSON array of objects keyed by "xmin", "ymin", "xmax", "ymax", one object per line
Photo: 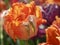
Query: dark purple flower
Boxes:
[{"xmin": 42, "ymin": 4, "xmax": 60, "ymax": 26}]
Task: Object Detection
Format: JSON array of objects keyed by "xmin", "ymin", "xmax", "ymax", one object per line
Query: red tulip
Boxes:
[
  {"xmin": 9, "ymin": 0, "xmax": 19, "ymax": 5},
  {"xmin": 0, "ymin": 0, "xmax": 7, "ymax": 11}
]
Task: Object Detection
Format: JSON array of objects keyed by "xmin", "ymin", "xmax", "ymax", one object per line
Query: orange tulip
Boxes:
[
  {"xmin": 3, "ymin": 1, "xmax": 46, "ymax": 41},
  {"xmin": 45, "ymin": 16, "xmax": 60, "ymax": 45}
]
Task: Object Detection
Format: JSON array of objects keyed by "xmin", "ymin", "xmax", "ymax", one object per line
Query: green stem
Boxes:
[
  {"xmin": 19, "ymin": 40, "xmax": 29, "ymax": 45},
  {"xmin": 25, "ymin": 40, "xmax": 29, "ymax": 45}
]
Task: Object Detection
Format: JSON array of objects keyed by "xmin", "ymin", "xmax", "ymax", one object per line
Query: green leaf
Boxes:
[
  {"xmin": 19, "ymin": 40, "xmax": 29, "ymax": 45},
  {"xmin": 28, "ymin": 40, "xmax": 35, "ymax": 45}
]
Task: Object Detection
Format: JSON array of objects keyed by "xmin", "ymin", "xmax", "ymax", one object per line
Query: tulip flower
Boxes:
[
  {"xmin": 3, "ymin": 1, "xmax": 46, "ymax": 41},
  {"xmin": 9, "ymin": 0, "xmax": 19, "ymax": 5},
  {"xmin": 0, "ymin": 0, "xmax": 7, "ymax": 12},
  {"xmin": 45, "ymin": 16, "xmax": 60, "ymax": 45}
]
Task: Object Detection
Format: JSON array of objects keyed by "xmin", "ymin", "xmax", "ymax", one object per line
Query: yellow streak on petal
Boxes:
[
  {"xmin": 13, "ymin": 21, "xmax": 19, "ymax": 26},
  {"xmin": 36, "ymin": 6, "xmax": 40, "ymax": 18}
]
